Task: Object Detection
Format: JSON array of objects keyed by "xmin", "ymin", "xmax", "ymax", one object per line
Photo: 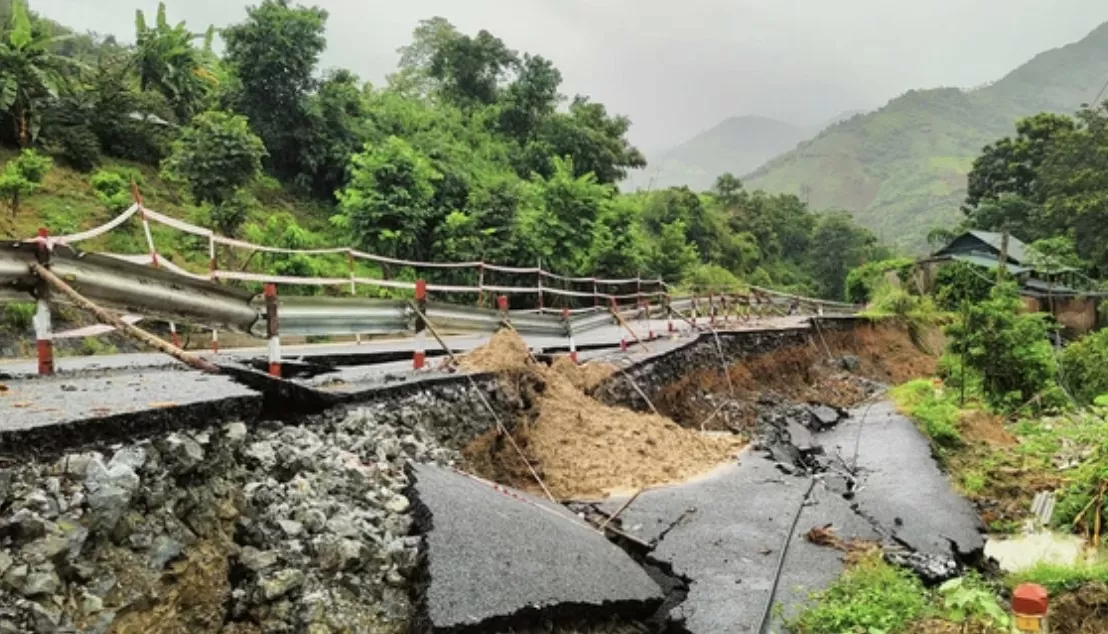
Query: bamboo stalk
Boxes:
[{"xmin": 30, "ymin": 262, "xmax": 220, "ymax": 374}]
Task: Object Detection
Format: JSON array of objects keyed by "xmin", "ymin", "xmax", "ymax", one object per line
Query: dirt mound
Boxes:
[
  {"xmin": 550, "ymin": 355, "xmax": 616, "ymax": 391},
  {"xmin": 460, "ymin": 329, "xmax": 535, "ymax": 373},
  {"xmin": 959, "ymin": 410, "xmax": 1015, "ymax": 447},
  {"xmin": 462, "ymin": 330, "xmax": 743, "ymax": 500}
]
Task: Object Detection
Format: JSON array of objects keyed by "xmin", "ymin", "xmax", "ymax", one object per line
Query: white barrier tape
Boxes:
[
  {"xmin": 52, "ymin": 315, "xmax": 143, "ymax": 340},
  {"xmin": 425, "ymin": 283, "xmax": 482, "ymax": 294},
  {"xmin": 103, "ymin": 252, "xmax": 211, "ymax": 281},
  {"xmin": 214, "ymin": 270, "xmax": 350, "ymax": 286},
  {"xmin": 480, "ymin": 263, "xmax": 541, "ymax": 274},
  {"xmin": 349, "ymin": 249, "xmax": 480, "ymax": 270},
  {"xmin": 142, "ymin": 207, "xmax": 213, "ymax": 238}
]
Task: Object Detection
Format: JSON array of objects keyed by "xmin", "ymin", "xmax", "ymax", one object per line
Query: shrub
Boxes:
[
  {"xmin": 90, "ymin": 170, "xmax": 132, "ymax": 212},
  {"xmin": 0, "ymin": 150, "xmax": 54, "ymax": 216},
  {"xmin": 2, "ymin": 303, "xmax": 36, "ymax": 330},
  {"xmin": 79, "ymin": 337, "xmax": 117, "ymax": 356},
  {"xmin": 1007, "ymin": 562, "xmax": 1108, "ymax": 594},
  {"xmin": 1059, "ymin": 329, "xmax": 1108, "ymax": 405},
  {"xmin": 845, "ymin": 257, "xmax": 913, "ymax": 304},
  {"xmin": 682, "ymin": 263, "xmax": 743, "ymax": 294},
  {"xmin": 891, "ymin": 379, "xmax": 963, "ymax": 448},
  {"xmin": 789, "ymin": 552, "xmax": 928, "ymax": 634},
  {"xmin": 934, "ymin": 261, "xmax": 994, "ymax": 311},
  {"xmin": 944, "ymin": 282, "xmax": 1060, "ymax": 412}
]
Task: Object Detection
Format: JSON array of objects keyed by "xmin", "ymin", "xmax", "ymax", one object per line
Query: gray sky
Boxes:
[{"xmin": 30, "ymin": 0, "xmax": 1108, "ymax": 152}]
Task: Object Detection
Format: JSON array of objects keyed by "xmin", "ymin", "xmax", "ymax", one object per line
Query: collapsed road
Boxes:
[{"xmin": 0, "ymin": 317, "xmax": 987, "ymax": 634}]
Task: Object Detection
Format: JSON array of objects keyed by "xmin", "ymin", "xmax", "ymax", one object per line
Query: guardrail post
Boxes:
[
  {"xmin": 497, "ymin": 295, "xmax": 509, "ymax": 328},
  {"xmin": 34, "ymin": 228, "xmax": 53, "ymax": 376},
  {"xmin": 169, "ymin": 322, "xmax": 180, "ymax": 348},
  {"xmin": 666, "ymin": 293, "xmax": 674, "ymax": 333},
  {"xmin": 265, "ymin": 283, "xmax": 281, "ymax": 377},
  {"xmin": 691, "ymin": 294, "xmax": 698, "ymax": 329},
  {"xmin": 347, "ymin": 250, "xmax": 361, "ymax": 345},
  {"xmin": 211, "ymin": 329, "xmax": 218, "ymax": 354},
  {"xmin": 477, "ymin": 263, "xmax": 485, "ymax": 308},
  {"xmin": 537, "ymin": 259, "xmax": 544, "ymax": 312},
  {"xmin": 593, "ymin": 280, "xmax": 599, "ymax": 308},
  {"xmin": 413, "ymin": 279, "xmax": 427, "ymax": 370},
  {"xmin": 612, "ymin": 297, "xmax": 627, "ymax": 351},
  {"xmin": 644, "ymin": 300, "xmax": 655, "ymax": 340},
  {"xmin": 562, "ymin": 308, "xmax": 577, "ymax": 364},
  {"xmin": 721, "ymin": 294, "xmax": 731, "ymax": 325},
  {"xmin": 708, "ymin": 293, "xmax": 716, "ymax": 326}
]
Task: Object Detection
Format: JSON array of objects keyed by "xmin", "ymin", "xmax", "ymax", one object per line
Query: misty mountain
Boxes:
[
  {"xmin": 743, "ymin": 21, "xmax": 1108, "ymax": 251},
  {"xmin": 626, "ymin": 116, "xmax": 815, "ymax": 192}
]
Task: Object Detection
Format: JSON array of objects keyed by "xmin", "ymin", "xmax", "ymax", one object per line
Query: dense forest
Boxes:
[{"xmin": 0, "ymin": 0, "xmax": 886, "ymax": 300}]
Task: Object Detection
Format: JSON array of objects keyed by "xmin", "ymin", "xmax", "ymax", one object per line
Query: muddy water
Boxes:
[{"xmin": 985, "ymin": 530, "xmax": 1096, "ymax": 572}]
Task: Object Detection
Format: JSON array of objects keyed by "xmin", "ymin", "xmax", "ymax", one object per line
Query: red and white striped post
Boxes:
[
  {"xmin": 562, "ymin": 308, "xmax": 577, "ymax": 364},
  {"xmin": 720, "ymin": 294, "xmax": 730, "ymax": 325},
  {"xmin": 211, "ymin": 329, "xmax": 219, "ymax": 354},
  {"xmin": 413, "ymin": 279, "xmax": 427, "ymax": 370},
  {"xmin": 208, "ymin": 235, "xmax": 217, "ymax": 280},
  {"xmin": 34, "ymin": 228, "xmax": 53, "ymax": 376},
  {"xmin": 666, "ymin": 293, "xmax": 675, "ymax": 333},
  {"xmin": 476, "ymin": 263, "xmax": 485, "ymax": 308},
  {"xmin": 347, "ymin": 250, "xmax": 361, "ymax": 345},
  {"xmin": 708, "ymin": 293, "xmax": 717, "ymax": 326},
  {"xmin": 612, "ymin": 297, "xmax": 628, "ymax": 351},
  {"xmin": 593, "ymin": 280, "xmax": 600, "ymax": 308},
  {"xmin": 169, "ymin": 322, "xmax": 181, "ymax": 348},
  {"xmin": 690, "ymin": 294, "xmax": 699, "ymax": 329},
  {"xmin": 644, "ymin": 300, "xmax": 655, "ymax": 340},
  {"xmin": 537, "ymin": 260, "xmax": 544, "ymax": 313},
  {"xmin": 265, "ymin": 283, "xmax": 281, "ymax": 377}
]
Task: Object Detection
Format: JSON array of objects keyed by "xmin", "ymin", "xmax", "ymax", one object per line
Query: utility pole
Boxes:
[{"xmin": 997, "ymin": 231, "xmax": 1010, "ymax": 282}]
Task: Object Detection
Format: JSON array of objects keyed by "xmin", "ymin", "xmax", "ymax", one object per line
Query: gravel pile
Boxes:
[{"xmin": 0, "ymin": 404, "xmax": 457, "ymax": 634}]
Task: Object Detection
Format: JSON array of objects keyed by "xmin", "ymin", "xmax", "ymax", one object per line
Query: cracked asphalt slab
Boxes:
[
  {"xmin": 591, "ymin": 400, "xmax": 983, "ymax": 633},
  {"xmin": 819, "ymin": 401, "xmax": 985, "ymax": 558},
  {"xmin": 596, "ymin": 453, "xmax": 880, "ymax": 633},
  {"xmin": 409, "ymin": 464, "xmax": 664, "ymax": 632}
]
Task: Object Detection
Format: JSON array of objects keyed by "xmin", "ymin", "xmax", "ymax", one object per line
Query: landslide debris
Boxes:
[
  {"xmin": 461, "ymin": 330, "xmax": 744, "ymax": 500},
  {"xmin": 0, "ymin": 404, "xmax": 457, "ymax": 634}
]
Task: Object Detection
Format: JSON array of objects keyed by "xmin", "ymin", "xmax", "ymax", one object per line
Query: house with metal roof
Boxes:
[{"xmin": 917, "ymin": 231, "xmax": 1105, "ymax": 333}]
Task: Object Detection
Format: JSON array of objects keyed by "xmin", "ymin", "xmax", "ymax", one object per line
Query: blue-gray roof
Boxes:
[{"xmin": 965, "ymin": 230, "xmax": 1031, "ymax": 265}]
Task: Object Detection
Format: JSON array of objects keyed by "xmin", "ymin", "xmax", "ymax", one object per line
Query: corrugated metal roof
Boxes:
[
  {"xmin": 951, "ymin": 253, "xmax": 1031, "ymax": 275},
  {"xmin": 967, "ymin": 230, "xmax": 1032, "ymax": 265}
]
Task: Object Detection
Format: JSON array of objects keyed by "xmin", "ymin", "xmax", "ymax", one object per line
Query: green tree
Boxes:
[
  {"xmin": 519, "ymin": 96, "xmax": 645, "ymax": 184},
  {"xmin": 390, "ymin": 17, "xmax": 459, "ymax": 98},
  {"xmin": 133, "ymin": 2, "xmax": 214, "ymax": 122},
  {"xmin": 945, "ymin": 282, "xmax": 1059, "ymax": 410},
  {"xmin": 517, "ymin": 156, "xmax": 610, "ymax": 275},
  {"xmin": 89, "ymin": 169, "xmax": 132, "ymax": 212},
  {"xmin": 647, "ymin": 220, "xmax": 699, "ymax": 282},
  {"xmin": 334, "ymin": 135, "xmax": 440, "ymax": 261},
  {"xmin": 161, "ymin": 110, "xmax": 266, "ymax": 214},
  {"xmin": 0, "ymin": 147, "xmax": 51, "ymax": 215},
  {"xmin": 223, "ymin": 0, "xmax": 328, "ymax": 180},
  {"xmin": 806, "ymin": 212, "xmax": 882, "ymax": 300},
  {"xmin": 585, "ymin": 195, "xmax": 646, "ymax": 277},
  {"xmin": 0, "ymin": 0, "xmax": 80, "ymax": 147},
  {"xmin": 427, "ymin": 28, "xmax": 516, "ymax": 108},
  {"xmin": 297, "ymin": 68, "xmax": 371, "ymax": 199}
]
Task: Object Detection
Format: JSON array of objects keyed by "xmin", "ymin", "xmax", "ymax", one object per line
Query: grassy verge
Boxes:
[{"xmin": 789, "ymin": 552, "xmax": 1010, "ymax": 634}]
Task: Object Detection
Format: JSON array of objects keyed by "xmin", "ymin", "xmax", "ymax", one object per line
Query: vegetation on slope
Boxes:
[
  {"xmin": 0, "ymin": 0, "xmax": 884, "ymax": 303},
  {"xmin": 743, "ymin": 23, "xmax": 1108, "ymax": 252}
]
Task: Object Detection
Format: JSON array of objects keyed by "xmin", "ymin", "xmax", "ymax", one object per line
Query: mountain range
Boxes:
[{"xmin": 638, "ymin": 22, "xmax": 1108, "ymax": 252}]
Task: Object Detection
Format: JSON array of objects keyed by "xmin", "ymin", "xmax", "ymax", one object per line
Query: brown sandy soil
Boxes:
[
  {"xmin": 657, "ymin": 323, "xmax": 936, "ymax": 430},
  {"xmin": 461, "ymin": 331, "xmax": 744, "ymax": 500},
  {"xmin": 959, "ymin": 410, "xmax": 1016, "ymax": 448}
]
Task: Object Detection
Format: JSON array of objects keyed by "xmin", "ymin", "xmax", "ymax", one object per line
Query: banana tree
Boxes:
[
  {"xmin": 0, "ymin": 0, "xmax": 77, "ymax": 147},
  {"xmin": 134, "ymin": 2, "xmax": 216, "ymax": 122}
]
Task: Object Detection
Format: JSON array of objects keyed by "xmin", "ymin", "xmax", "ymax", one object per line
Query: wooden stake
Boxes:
[
  {"xmin": 598, "ymin": 488, "xmax": 645, "ymax": 532},
  {"xmin": 30, "ymin": 262, "xmax": 221, "ymax": 374}
]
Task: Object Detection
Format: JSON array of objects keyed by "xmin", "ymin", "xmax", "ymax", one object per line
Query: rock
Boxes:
[
  {"xmin": 148, "ymin": 535, "xmax": 182, "ymax": 570},
  {"xmin": 224, "ymin": 422, "xmax": 248, "ymax": 445},
  {"xmin": 0, "ymin": 551, "xmax": 11, "ymax": 576},
  {"xmin": 26, "ymin": 601, "xmax": 61, "ymax": 634},
  {"xmin": 89, "ymin": 611, "xmax": 116, "ymax": 634},
  {"xmin": 81, "ymin": 591, "xmax": 104, "ymax": 614},
  {"xmin": 316, "ymin": 537, "xmax": 366, "ymax": 572},
  {"xmin": 22, "ymin": 567, "xmax": 61, "ymax": 596},
  {"xmin": 10, "ymin": 509, "xmax": 47, "ymax": 540},
  {"xmin": 276, "ymin": 519, "xmax": 303, "ymax": 537},
  {"xmin": 21, "ymin": 534, "xmax": 68, "ymax": 564},
  {"xmin": 2, "ymin": 564, "xmax": 27, "ymax": 592},
  {"xmin": 57, "ymin": 518, "xmax": 89, "ymax": 560},
  {"xmin": 109, "ymin": 446, "xmax": 147, "ymax": 473},
  {"xmin": 240, "ymin": 547, "xmax": 279, "ymax": 573},
  {"xmin": 61, "ymin": 384, "xmax": 78, "ymax": 392},
  {"xmin": 259, "ymin": 569, "xmax": 304, "ymax": 601},
  {"xmin": 324, "ymin": 514, "xmax": 359, "ymax": 538},
  {"xmin": 55, "ymin": 452, "xmax": 102, "ymax": 478},
  {"xmin": 24, "ymin": 490, "xmax": 59, "ymax": 519},
  {"xmin": 163, "ymin": 433, "xmax": 205, "ymax": 474},
  {"xmin": 85, "ymin": 458, "xmax": 139, "ymax": 531},
  {"xmin": 840, "ymin": 355, "xmax": 861, "ymax": 372},
  {"xmin": 384, "ymin": 494, "xmax": 410, "ymax": 514},
  {"xmin": 0, "ymin": 469, "xmax": 10, "ymax": 506},
  {"xmin": 245, "ymin": 441, "xmax": 277, "ymax": 470}
]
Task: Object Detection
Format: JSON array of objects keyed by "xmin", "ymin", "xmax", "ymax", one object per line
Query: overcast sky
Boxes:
[{"xmin": 29, "ymin": 0, "xmax": 1108, "ymax": 152}]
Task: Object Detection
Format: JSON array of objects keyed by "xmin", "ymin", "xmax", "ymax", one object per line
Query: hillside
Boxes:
[
  {"xmin": 743, "ymin": 22, "xmax": 1108, "ymax": 252},
  {"xmin": 628, "ymin": 116, "xmax": 814, "ymax": 191}
]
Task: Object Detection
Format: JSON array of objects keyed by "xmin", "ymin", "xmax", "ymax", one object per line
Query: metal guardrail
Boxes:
[{"xmin": 0, "ymin": 243, "xmax": 858, "ymax": 344}]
